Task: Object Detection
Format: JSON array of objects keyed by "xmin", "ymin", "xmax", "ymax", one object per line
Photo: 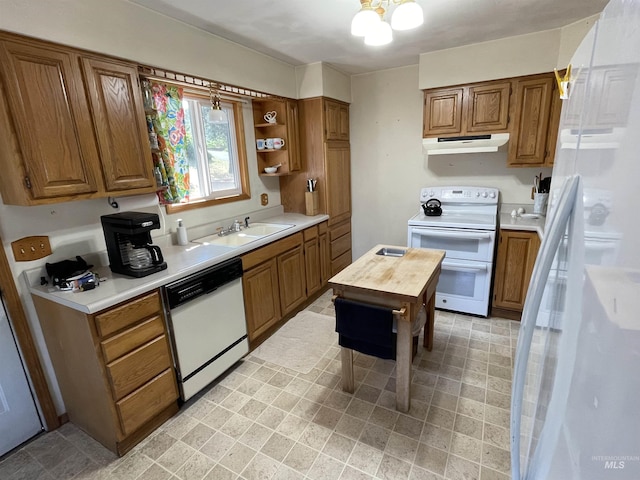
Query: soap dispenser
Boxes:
[{"xmin": 176, "ymin": 219, "xmax": 188, "ymax": 246}]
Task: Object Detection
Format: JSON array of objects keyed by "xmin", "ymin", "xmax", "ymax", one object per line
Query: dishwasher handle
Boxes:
[{"xmin": 165, "ymin": 257, "xmax": 242, "ymax": 309}]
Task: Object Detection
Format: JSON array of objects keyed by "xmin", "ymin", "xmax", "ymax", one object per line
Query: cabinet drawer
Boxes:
[
  {"xmin": 107, "ymin": 335, "xmax": 172, "ymax": 400},
  {"xmin": 330, "ymin": 221, "xmax": 350, "ymax": 242},
  {"xmin": 116, "ymin": 368, "xmax": 178, "ymax": 436},
  {"xmin": 100, "ymin": 315, "xmax": 165, "ymax": 364},
  {"xmin": 318, "ymin": 221, "xmax": 328, "ymax": 234},
  {"xmin": 331, "ymin": 250, "xmax": 352, "ymax": 276},
  {"xmin": 94, "ymin": 291, "xmax": 161, "ymax": 338},
  {"xmin": 242, "ymin": 232, "xmax": 302, "ymax": 271},
  {"xmin": 303, "ymin": 225, "xmax": 318, "ymax": 241},
  {"xmin": 330, "ymin": 232, "xmax": 352, "ymax": 260}
]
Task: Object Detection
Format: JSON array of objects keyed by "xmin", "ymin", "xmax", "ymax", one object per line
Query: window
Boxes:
[{"xmin": 166, "ymin": 95, "xmax": 249, "ymax": 213}]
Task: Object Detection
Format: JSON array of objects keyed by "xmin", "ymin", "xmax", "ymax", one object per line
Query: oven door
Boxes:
[
  {"xmin": 408, "ymin": 226, "xmax": 495, "ymax": 262},
  {"xmin": 436, "ymin": 259, "xmax": 492, "ymax": 317}
]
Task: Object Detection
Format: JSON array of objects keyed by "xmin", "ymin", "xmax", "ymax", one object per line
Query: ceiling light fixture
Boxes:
[
  {"xmin": 352, "ymin": 0, "xmax": 423, "ymax": 46},
  {"xmin": 208, "ymin": 83, "xmax": 226, "ymax": 123}
]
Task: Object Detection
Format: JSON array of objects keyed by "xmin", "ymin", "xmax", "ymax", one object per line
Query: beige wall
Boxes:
[
  {"xmin": 350, "ymin": 65, "xmax": 552, "ymax": 260},
  {"xmin": 296, "ymin": 62, "xmax": 352, "ymax": 102},
  {"xmin": 419, "ymin": 18, "xmax": 596, "ymax": 88}
]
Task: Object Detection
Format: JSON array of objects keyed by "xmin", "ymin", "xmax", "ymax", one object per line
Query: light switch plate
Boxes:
[{"xmin": 11, "ymin": 236, "xmax": 52, "ymax": 261}]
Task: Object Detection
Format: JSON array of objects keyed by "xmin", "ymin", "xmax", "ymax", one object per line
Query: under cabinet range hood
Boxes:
[{"xmin": 423, "ymin": 133, "xmax": 510, "ymax": 155}]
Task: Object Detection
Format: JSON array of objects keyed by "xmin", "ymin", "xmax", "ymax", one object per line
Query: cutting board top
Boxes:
[{"xmin": 329, "ymin": 244, "xmax": 445, "ymax": 302}]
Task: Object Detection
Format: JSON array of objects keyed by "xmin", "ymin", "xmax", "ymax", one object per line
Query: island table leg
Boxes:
[
  {"xmin": 396, "ymin": 319, "xmax": 412, "ymax": 413},
  {"xmin": 341, "ymin": 347, "xmax": 354, "ymax": 393}
]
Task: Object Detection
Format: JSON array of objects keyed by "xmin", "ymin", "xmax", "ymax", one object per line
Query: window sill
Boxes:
[{"xmin": 165, "ymin": 192, "xmax": 250, "ymax": 214}]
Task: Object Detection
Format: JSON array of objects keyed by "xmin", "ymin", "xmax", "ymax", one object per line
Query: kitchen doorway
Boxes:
[{"xmin": 0, "ymin": 295, "xmax": 42, "ymax": 456}]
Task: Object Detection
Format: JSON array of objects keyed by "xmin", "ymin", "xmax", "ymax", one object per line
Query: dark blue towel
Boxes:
[{"xmin": 335, "ymin": 297, "xmax": 395, "ymax": 360}]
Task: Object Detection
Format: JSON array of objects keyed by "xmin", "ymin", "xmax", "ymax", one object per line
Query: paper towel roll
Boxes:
[{"xmin": 115, "ymin": 193, "xmax": 159, "ymax": 212}]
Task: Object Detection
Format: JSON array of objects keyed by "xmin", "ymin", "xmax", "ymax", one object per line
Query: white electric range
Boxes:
[{"xmin": 407, "ymin": 186, "xmax": 499, "ymax": 317}]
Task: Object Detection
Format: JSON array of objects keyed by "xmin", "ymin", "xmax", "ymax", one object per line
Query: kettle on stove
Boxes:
[{"xmin": 422, "ymin": 198, "xmax": 442, "ymax": 216}]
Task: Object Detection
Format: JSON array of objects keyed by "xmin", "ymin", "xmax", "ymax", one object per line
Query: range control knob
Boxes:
[
  {"xmin": 481, "ymin": 191, "xmax": 488, "ymax": 198},
  {"xmin": 429, "ymin": 191, "xmax": 435, "ymax": 197},
  {"xmin": 489, "ymin": 191, "xmax": 496, "ymax": 199},
  {"xmin": 476, "ymin": 192, "xmax": 481, "ymax": 197}
]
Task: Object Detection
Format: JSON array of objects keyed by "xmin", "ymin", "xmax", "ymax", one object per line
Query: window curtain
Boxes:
[{"xmin": 151, "ymin": 82, "xmax": 189, "ymax": 203}]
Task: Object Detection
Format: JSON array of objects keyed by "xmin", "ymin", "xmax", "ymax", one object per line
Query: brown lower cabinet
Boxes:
[
  {"xmin": 492, "ymin": 229, "xmax": 541, "ymax": 319},
  {"xmin": 242, "ymin": 222, "xmax": 330, "ymax": 342},
  {"xmin": 32, "ymin": 290, "xmax": 179, "ymax": 456}
]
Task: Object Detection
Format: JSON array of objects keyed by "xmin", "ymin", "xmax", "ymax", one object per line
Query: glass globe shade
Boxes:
[
  {"xmin": 351, "ymin": 8, "xmax": 380, "ymax": 37},
  {"xmin": 364, "ymin": 20, "xmax": 393, "ymax": 46},
  {"xmin": 208, "ymin": 107, "xmax": 226, "ymax": 123},
  {"xmin": 390, "ymin": 1, "xmax": 424, "ymax": 31}
]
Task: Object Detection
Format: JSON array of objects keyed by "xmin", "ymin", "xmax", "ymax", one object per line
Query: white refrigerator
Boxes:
[{"xmin": 510, "ymin": 0, "xmax": 640, "ymax": 479}]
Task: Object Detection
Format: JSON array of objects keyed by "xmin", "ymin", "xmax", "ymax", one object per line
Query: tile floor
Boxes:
[{"xmin": 0, "ymin": 289, "xmax": 519, "ymax": 480}]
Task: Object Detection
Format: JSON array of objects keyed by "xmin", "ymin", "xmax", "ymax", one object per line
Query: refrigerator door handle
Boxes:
[{"xmin": 510, "ymin": 175, "xmax": 581, "ymax": 480}]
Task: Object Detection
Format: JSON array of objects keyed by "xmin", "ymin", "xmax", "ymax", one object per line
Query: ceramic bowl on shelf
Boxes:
[{"xmin": 264, "ymin": 164, "xmax": 281, "ymax": 174}]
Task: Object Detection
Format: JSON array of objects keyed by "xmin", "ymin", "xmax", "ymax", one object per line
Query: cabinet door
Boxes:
[
  {"xmin": 324, "ymin": 100, "xmax": 341, "ymax": 140},
  {"xmin": 243, "ymin": 259, "xmax": 281, "ymax": 341},
  {"xmin": 544, "ymin": 82, "xmax": 563, "ymax": 166},
  {"xmin": 466, "ymin": 82, "xmax": 510, "ymax": 133},
  {"xmin": 304, "ymin": 238, "xmax": 321, "ymax": 296},
  {"xmin": 319, "ymin": 231, "xmax": 330, "ymax": 285},
  {"xmin": 0, "ymin": 39, "xmax": 100, "ymax": 199},
  {"xmin": 423, "ymin": 88, "xmax": 464, "ymax": 137},
  {"xmin": 325, "ymin": 141, "xmax": 351, "ymax": 226},
  {"xmin": 277, "ymin": 246, "xmax": 306, "ymax": 316},
  {"xmin": 508, "ymin": 76, "xmax": 554, "ymax": 166},
  {"xmin": 338, "ymin": 103, "xmax": 350, "ymax": 141},
  {"xmin": 82, "ymin": 57, "xmax": 154, "ymax": 191},
  {"xmin": 285, "ymin": 99, "xmax": 302, "ymax": 171},
  {"xmin": 493, "ymin": 230, "xmax": 541, "ymax": 312}
]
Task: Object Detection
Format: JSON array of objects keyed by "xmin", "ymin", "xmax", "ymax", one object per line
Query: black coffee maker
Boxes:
[{"xmin": 101, "ymin": 212, "xmax": 167, "ymax": 278}]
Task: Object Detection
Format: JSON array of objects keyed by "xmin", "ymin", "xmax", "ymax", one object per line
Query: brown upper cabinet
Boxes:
[
  {"xmin": 252, "ymin": 97, "xmax": 301, "ymax": 176},
  {"xmin": 508, "ymin": 74, "xmax": 556, "ymax": 167},
  {"xmin": 81, "ymin": 57, "xmax": 155, "ymax": 191},
  {"xmin": 423, "ymin": 80, "xmax": 511, "ymax": 137},
  {"xmin": 424, "ymin": 73, "xmax": 563, "ymax": 167},
  {"xmin": 324, "ymin": 99, "xmax": 350, "ymax": 141},
  {"xmin": 0, "ymin": 32, "xmax": 156, "ymax": 205}
]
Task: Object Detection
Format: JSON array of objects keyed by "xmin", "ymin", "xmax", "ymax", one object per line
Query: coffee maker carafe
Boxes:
[{"xmin": 101, "ymin": 212, "xmax": 167, "ymax": 278}]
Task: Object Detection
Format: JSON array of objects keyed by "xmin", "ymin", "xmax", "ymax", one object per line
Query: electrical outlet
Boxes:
[
  {"xmin": 11, "ymin": 236, "xmax": 52, "ymax": 262},
  {"xmin": 261, "ymin": 193, "xmax": 269, "ymax": 206}
]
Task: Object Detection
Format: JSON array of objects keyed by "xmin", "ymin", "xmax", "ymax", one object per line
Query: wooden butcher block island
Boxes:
[{"xmin": 329, "ymin": 245, "xmax": 445, "ymax": 412}]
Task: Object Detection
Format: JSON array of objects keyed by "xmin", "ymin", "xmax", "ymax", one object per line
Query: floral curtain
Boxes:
[{"xmin": 151, "ymin": 82, "xmax": 189, "ymax": 203}]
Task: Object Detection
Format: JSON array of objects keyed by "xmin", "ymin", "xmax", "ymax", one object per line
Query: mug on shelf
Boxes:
[
  {"xmin": 273, "ymin": 138, "xmax": 286, "ymax": 150},
  {"xmin": 263, "ymin": 111, "xmax": 277, "ymax": 124},
  {"xmin": 256, "ymin": 139, "xmax": 266, "ymax": 150},
  {"xmin": 265, "ymin": 138, "xmax": 275, "ymax": 149}
]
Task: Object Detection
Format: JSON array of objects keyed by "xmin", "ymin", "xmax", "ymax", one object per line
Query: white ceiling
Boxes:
[{"xmin": 129, "ymin": 0, "xmax": 607, "ymax": 75}]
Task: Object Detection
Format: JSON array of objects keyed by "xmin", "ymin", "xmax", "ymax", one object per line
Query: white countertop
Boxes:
[
  {"xmin": 499, "ymin": 212, "xmax": 545, "ymax": 237},
  {"xmin": 26, "ymin": 213, "xmax": 329, "ymax": 314}
]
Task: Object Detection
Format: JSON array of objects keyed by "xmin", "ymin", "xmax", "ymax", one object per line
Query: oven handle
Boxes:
[
  {"xmin": 412, "ymin": 229, "xmax": 493, "ymax": 240},
  {"xmin": 442, "ymin": 261, "xmax": 488, "ymax": 272}
]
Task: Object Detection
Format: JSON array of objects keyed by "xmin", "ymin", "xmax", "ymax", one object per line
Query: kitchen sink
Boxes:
[
  {"xmin": 242, "ymin": 223, "xmax": 294, "ymax": 236},
  {"xmin": 192, "ymin": 222, "xmax": 294, "ymax": 248}
]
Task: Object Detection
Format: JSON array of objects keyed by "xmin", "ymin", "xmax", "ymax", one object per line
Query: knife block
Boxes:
[{"xmin": 305, "ymin": 191, "xmax": 319, "ymax": 216}]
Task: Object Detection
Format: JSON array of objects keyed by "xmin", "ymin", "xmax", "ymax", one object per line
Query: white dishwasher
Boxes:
[{"xmin": 163, "ymin": 257, "xmax": 248, "ymax": 401}]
